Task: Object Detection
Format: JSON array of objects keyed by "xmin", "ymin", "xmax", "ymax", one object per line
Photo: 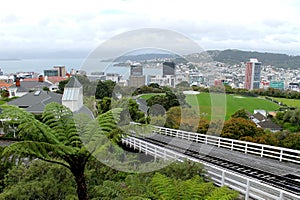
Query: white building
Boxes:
[{"xmin": 62, "ymin": 77, "xmax": 83, "ymax": 112}]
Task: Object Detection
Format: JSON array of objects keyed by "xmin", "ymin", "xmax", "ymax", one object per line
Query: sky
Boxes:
[{"xmin": 1, "ymin": 0, "xmax": 300, "ymax": 58}]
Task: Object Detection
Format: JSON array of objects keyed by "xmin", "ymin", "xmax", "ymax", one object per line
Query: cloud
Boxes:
[{"xmin": 0, "ymin": 0, "xmax": 300, "ymax": 56}]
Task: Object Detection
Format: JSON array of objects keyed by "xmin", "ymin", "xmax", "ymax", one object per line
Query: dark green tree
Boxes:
[
  {"xmin": 57, "ymin": 78, "xmax": 70, "ymax": 94},
  {"xmin": 95, "ymin": 80, "xmax": 116, "ymax": 99},
  {"xmin": 97, "ymin": 97, "xmax": 112, "ymax": 114},
  {"xmin": 231, "ymin": 109, "xmax": 249, "ymax": 119},
  {"xmin": 0, "ymin": 160, "xmax": 77, "ymax": 199}
]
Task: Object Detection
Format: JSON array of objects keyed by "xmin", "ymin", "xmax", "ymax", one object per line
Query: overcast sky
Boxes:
[{"xmin": 1, "ymin": 0, "xmax": 300, "ymax": 58}]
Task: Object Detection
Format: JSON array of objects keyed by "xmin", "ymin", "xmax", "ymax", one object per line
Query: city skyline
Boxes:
[{"xmin": 0, "ymin": 0, "xmax": 300, "ymax": 59}]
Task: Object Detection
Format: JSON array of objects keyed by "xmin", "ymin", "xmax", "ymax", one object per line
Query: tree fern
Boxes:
[{"xmin": 0, "ymin": 103, "xmax": 122, "ymax": 200}]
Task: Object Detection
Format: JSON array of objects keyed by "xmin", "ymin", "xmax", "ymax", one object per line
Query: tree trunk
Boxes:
[{"xmin": 71, "ymin": 166, "xmax": 88, "ymax": 200}]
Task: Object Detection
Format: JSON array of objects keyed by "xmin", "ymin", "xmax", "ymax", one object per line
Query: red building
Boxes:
[{"xmin": 245, "ymin": 58, "xmax": 262, "ymax": 90}]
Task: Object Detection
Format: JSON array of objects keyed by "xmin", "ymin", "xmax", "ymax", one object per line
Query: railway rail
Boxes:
[{"xmin": 134, "ymin": 133, "xmax": 300, "ymax": 196}]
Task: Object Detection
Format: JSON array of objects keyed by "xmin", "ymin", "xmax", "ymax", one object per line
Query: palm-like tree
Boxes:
[{"xmin": 0, "ymin": 102, "xmax": 121, "ymax": 200}]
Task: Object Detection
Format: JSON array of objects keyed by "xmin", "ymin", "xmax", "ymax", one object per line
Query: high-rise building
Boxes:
[
  {"xmin": 44, "ymin": 69, "xmax": 59, "ymax": 77},
  {"xmin": 44, "ymin": 66, "xmax": 66, "ymax": 77},
  {"xmin": 244, "ymin": 58, "xmax": 262, "ymax": 90},
  {"xmin": 130, "ymin": 64, "xmax": 143, "ymax": 76},
  {"xmin": 162, "ymin": 62, "xmax": 175, "ymax": 76},
  {"xmin": 53, "ymin": 66, "xmax": 66, "ymax": 77},
  {"xmin": 129, "ymin": 64, "xmax": 145, "ymax": 87}
]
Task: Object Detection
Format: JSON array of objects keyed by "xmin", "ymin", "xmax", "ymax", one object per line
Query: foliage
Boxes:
[
  {"xmin": 0, "ymin": 103, "xmax": 121, "ymax": 200},
  {"xmin": 84, "ymin": 96, "xmax": 98, "ymax": 117},
  {"xmin": 109, "ymin": 97, "xmax": 146, "ymax": 124},
  {"xmin": 57, "ymin": 78, "xmax": 70, "ymax": 94},
  {"xmin": 231, "ymin": 109, "xmax": 249, "ymax": 119},
  {"xmin": 150, "ymin": 173, "xmax": 238, "ymax": 200},
  {"xmin": 221, "ymin": 118, "xmax": 264, "ymax": 139},
  {"xmin": 253, "ymin": 88, "xmax": 300, "ymax": 100},
  {"xmin": 42, "ymin": 86, "xmax": 50, "ymax": 92},
  {"xmin": 164, "ymin": 106, "xmax": 210, "ymax": 132},
  {"xmin": 156, "ymin": 159, "xmax": 205, "ymax": 180},
  {"xmin": 247, "ymin": 131, "xmax": 300, "ymax": 150},
  {"xmin": 176, "ymin": 81, "xmax": 190, "ymax": 88},
  {"xmin": 146, "ymin": 91, "xmax": 187, "ymax": 111},
  {"xmin": 274, "ymin": 109, "xmax": 300, "ymax": 132},
  {"xmin": 0, "ymin": 90, "xmax": 9, "ymax": 98},
  {"xmin": 97, "ymin": 97, "xmax": 112, "ymax": 114},
  {"xmin": 95, "ymin": 80, "xmax": 116, "ymax": 99},
  {"xmin": 0, "ymin": 160, "xmax": 77, "ymax": 200},
  {"xmin": 0, "ymin": 147, "xmax": 13, "ymax": 193}
]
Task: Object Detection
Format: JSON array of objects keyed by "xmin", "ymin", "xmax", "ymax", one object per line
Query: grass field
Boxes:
[
  {"xmin": 271, "ymin": 97, "xmax": 300, "ymax": 108},
  {"xmin": 140, "ymin": 92, "xmax": 280, "ymax": 120},
  {"xmin": 186, "ymin": 93, "xmax": 280, "ymax": 120}
]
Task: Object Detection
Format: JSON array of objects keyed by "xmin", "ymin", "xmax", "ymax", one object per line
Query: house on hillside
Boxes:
[
  {"xmin": 8, "ymin": 90, "xmax": 62, "ymax": 114},
  {"xmin": 8, "ymin": 76, "xmax": 52, "ymax": 97},
  {"xmin": 250, "ymin": 110, "xmax": 282, "ymax": 132},
  {"xmin": 22, "ymin": 76, "xmax": 68, "ymax": 92},
  {"xmin": 0, "ymin": 80, "xmax": 13, "ymax": 91}
]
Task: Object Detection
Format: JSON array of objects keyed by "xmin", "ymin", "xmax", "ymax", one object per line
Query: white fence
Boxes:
[
  {"xmin": 152, "ymin": 126, "xmax": 300, "ymax": 164},
  {"xmin": 122, "ymin": 136, "xmax": 299, "ymax": 200}
]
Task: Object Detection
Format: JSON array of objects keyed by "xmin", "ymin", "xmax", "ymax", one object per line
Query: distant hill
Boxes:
[
  {"xmin": 113, "ymin": 53, "xmax": 180, "ymax": 62},
  {"xmin": 206, "ymin": 49, "xmax": 300, "ymax": 69},
  {"xmin": 102, "ymin": 53, "xmax": 188, "ymax": 64},
  {"xmin": 101, "ymin": 50, "xmax": 300, "ymax": 69}
]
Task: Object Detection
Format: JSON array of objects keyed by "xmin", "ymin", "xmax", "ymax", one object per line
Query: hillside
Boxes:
[{"xmin": 206, "ymin": 49, "xmax": 300, "ymax": 69}]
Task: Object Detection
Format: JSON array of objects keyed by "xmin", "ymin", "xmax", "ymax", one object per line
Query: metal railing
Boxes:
[
  {"xmin": 151, "ymin": 126, "xmax": 300, "ymax": 164},
  {"xmin": 122, "ymin": 136, "xmax": 299, "ymax": 200}
]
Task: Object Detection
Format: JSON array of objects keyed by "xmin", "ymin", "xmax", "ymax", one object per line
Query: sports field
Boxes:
[
  {"xmin": 271, "ymin": 97, "xmax": 300, "ymax": 108},
  {"xmin": 185, "ymin": 93, "xmax": 280, "ymax": 120}
]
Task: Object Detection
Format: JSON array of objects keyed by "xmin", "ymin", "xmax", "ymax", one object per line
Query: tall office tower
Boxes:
[
  {"xmin": 244, "ymin": 58, "xmax": 262, "ymax": 90},
  {"xmin": 130, "ymin": 64, "xmax": 143, "ymax": 76},
  {"xmin": 162, "ymin": 61, "xmax": 175, "ymax": 76},
  {"xmin": 129, "ymin": 64, "xmax": 145, "ymax": 87}
]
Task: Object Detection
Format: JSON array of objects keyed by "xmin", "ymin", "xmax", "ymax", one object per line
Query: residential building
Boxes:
[
  {"xmin": 8, "ymin": 90, "xmax": 62, "ymax": 114},
  {"xmin": 244, "ymin": 58, "xmax": 262, "ymax": 90},
  {"xmin": 8, "ymin": 76, "xmax": 52, "ymax": 97}
]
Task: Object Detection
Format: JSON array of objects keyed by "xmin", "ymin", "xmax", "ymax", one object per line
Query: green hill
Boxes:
[{"xmin": 205, "ymin": 49, "xmax": 300, "ymax": 69}]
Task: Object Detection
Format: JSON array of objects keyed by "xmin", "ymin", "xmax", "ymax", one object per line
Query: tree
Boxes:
[
  {"xmin": 97, "ymin": 97, "xmax": 112, "ymax": 114},
  {"xmin": 0, "ymin": 103, "xmax": 121, "ymax": 200},
  {"xmin": 95, "ymin": 80, "xmax": 116, "ymax": 99},
  {"xmin": 222, "ymin": 118, "xmax": 264, "ymax": 140},
  {"xmin": 57, "ymin": 78, "xmax": 70, "ymax": 94},
  {"xmin": 42, "ymin": 86, "xmax": 50, "ymax": 92},
  {"xmin": 231, "ymin": 109, "xmax": 249, "ymax": 119},
  {"xmin": 0, "ymin": 160, "xmax": 77, "ymax": 199},
  {"xmin": 146, "ymin": 91, "xmax": 187, "ymax": 111},
  {"xmin": 176, "ymin": 81, "xmax": 190, "ymax": 88},
  {"xmin": 0, "ymin": 90, "xmax": 9, "ymax": 98}
]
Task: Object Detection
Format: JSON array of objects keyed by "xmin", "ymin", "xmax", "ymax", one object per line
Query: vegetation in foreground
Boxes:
[{"xmin": 0, "ymin": 158, "xmax": 238, "ymax": 200}]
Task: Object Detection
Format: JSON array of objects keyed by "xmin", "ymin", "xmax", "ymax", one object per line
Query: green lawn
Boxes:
[
  {"xmin": 271, "ymin": 97, "xmax": 300, "ymax": 108},
  {"xmin": 140, "ymin": 94, "xmax": 161, "ymax": 100},
  {"xmin": 140, "ymin": 92, "xmax": 280, "ymax": 120},
  {"xmin": 186, "ymin": 93, "xmax": 280, "ymax": 120}
]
